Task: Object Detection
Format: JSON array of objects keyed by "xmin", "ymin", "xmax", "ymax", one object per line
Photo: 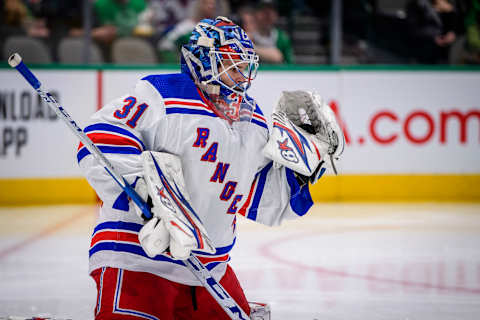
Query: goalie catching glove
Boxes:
[
  {"xmin": 263, "ymin": 90, "xmax": 345, "ymax": 182},
  {"xmin": 133, "ymin": 151, "xmax": 216, "ymax": 260}
]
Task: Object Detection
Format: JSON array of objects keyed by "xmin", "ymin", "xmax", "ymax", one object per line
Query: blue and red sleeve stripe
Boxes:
[{"xmin": 77, "ymin": 123, "xmax": 145, "ymax": 163}]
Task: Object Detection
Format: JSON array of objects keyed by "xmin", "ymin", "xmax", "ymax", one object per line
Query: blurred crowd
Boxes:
[{"xmin": 1, "ymin": 0, "xmax": 479, "ymax": 65}]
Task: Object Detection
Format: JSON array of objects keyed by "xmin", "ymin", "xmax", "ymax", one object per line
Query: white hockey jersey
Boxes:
[{"xmin": 78, "ymin": 72, "xmax": 313, "ymax": 286}]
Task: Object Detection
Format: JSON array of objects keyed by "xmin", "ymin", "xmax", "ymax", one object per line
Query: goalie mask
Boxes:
[{"xmin": 181, "ymin": 16, "xmax": 259, "ymax": 122}]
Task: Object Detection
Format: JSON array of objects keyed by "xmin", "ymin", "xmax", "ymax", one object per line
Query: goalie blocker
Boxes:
[{"xmin": 134, "ymin": 151, "xmax": 216, "ymax": 260}]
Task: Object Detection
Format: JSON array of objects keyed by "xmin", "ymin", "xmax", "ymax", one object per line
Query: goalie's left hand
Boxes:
[
  {"xmin": 277, "ymin": 90, "xmax": 344, "ymax": 161},
  {"xmin": 263, "ymin": 90, "xmax": 345, "ymax": 179}
]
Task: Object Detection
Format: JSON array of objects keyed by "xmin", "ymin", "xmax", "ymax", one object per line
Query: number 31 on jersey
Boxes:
[{"xmin": 113, "ymin": 96, "xmax": 149, "ymax": 128}]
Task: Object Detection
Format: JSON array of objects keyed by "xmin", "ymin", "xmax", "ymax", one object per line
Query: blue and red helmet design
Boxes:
[{"xmin": 181, "ymin": 16, "xmax": 259, "ymax": 122}]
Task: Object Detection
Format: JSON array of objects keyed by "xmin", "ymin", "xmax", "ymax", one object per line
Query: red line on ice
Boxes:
[
  {"xmin": 259, "ymin": 231, "xmax": 480, "ymax": 295},
  {"xmin": 0, "ymin": 208, "xmax": 91, "ymax": 260}
]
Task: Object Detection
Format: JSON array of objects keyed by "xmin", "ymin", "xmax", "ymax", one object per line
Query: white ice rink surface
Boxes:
[{"xmin": 0, "ymin": 203, "xmax": 479, "ymax": 319}]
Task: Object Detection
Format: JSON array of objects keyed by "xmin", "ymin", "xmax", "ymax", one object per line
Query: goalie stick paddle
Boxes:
[{"xmin": 8, "ymin": 53, "xmax": 250, "ymax": 320}]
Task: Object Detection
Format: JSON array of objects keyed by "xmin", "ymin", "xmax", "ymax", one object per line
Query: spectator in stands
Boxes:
[
  {"xmin": 406, "ymin": 0, "xmax": 458, "ymax": 64},
  {"xmin": 464, "ymin": 0, "xmax": 480, "ymax": 63},
  {"xmin": 247, "ymin": 0, "xmax": 293, "ymax": 64},
  {"xmin": 1, "ymin": 0, "xmax": 30, "ymax": 41},
  {"xmin": 92, "ymin": 0, "xmax": 146, "ymax": 43},
  {"xmin": 135, "ymin": 0, "xmax": 193, "ymax": 39},
  {"xmin": 235, "ymin": 4, "xmax": 256, "ymax": 34},
  {"xmin": 24, "ymin": 1, "xmax": 85, "ymax": 39},
  {"xmin": 22, "ymin": 0, "xmax": 85, "ymax": 60},
  {"xmin": 157, "ymin": 0, "xmax": 229, "ymax": 63}
]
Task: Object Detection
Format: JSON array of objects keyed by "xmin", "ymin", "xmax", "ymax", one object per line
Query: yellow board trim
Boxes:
[
  {"xmin": 0, "ymin": 175, "xmax": 479, "ymax": 206},
  {"xmin": 0, "ymin": 178, "xmax": 96, "ymax": 206},
  {"xmin": 310, "ymin": 174, "xmax": 480, "ymax": 202}
]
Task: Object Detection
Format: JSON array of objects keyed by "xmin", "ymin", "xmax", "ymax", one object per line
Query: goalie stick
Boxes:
[{"xmin": 8, "ymin": 53, "xmax": 250, "ymax": 320}]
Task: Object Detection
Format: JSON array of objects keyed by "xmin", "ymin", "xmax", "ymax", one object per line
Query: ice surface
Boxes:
[{"xmin": 0, "ymin": 204, "xmax": 479, "ymax": 319}]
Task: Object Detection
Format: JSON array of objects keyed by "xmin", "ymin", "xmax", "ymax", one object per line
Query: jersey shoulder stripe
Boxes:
[
  {"xmin": 165, "ymin": 107, "xmax": 218, "ymax": 118},
  {"xmin": 164, "ymin": 97, "xmax": 217, "ymax": 118}
]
